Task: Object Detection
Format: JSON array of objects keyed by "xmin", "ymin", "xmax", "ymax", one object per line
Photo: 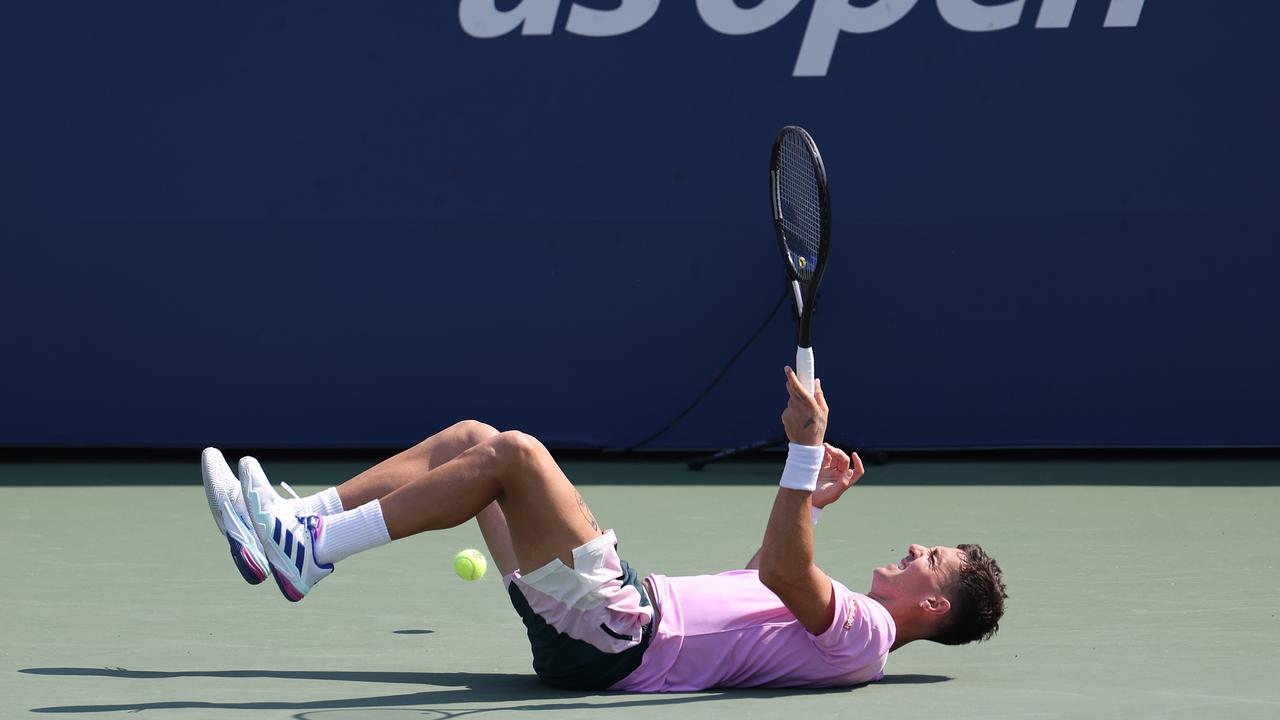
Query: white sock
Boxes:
[
  {"xmin": 283, "ymin": 486, "xmax": 344, "ymax": 517},
  {"xmin": 313, "ymin": 499, "xmax": 391, "ymax": 564}
]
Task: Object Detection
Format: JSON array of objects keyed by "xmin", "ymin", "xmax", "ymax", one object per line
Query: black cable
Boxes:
[{"xmin": 623, "ymin": 286, "xmax": 791, "ymax": 451}]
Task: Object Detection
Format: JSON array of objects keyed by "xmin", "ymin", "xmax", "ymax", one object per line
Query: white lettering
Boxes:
[
  {"xmin": 567, "ymin": 0, "xmax": 662, "ymax": 38},
  {"xmin": 459, "ymin": 0, "xmax": 559, "ymax": 38},
  {"xmin": 697, "ymin": 0, "xmax": 803, "ymax": 36},
  {"xmin": 937, "ymin": 0, "xmax": 1024, "ymax": 33},
  {"xmin": 457, "ymin": 0, "xmax": 1149, "ymax": 78},
  {"xmin": 795, "ymin": 0, "xmax": 919, "ymax": 77},
  {"xmin": 1104, "ymin": 0, "xmax": 1145, "ymax": 27},
  {"xmin": 1037, "ymin": 0, "xmax": 1145, "ymax": 29},
  {"xmin": 1035, "ymin": 0, "xmax": 1076, "ymax": 28}
]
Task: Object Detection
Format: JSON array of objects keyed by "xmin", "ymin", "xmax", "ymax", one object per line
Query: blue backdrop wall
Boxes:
[{"xmin": 2, "ymin": 1, "xmax": 1277, "ymax": 450}]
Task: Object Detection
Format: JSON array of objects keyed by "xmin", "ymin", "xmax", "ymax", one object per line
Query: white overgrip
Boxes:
[{"xmin": 795, "ymin": 345, "xmax": 815, "ymax": 394}]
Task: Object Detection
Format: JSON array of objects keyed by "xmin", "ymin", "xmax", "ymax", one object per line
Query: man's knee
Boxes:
[
  {"xmin": 406, "ymin": 420, "xmax": 498, "ymax": 463},
  {"xmin": 448, "ymin": 419, "xmax": 499, "ymax": 447},
  {"xmin": 489, "ymin": 430, "xmax": 548, "ymax": 470}
]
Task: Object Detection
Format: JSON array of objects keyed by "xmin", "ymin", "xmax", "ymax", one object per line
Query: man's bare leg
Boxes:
[
  {"xmin": 377, "ymin": 431, "xmax": 602, "ymax": 574},
  {"xmin": 320, "ymin": 420, "xmax": 518, "ymax": 576},
  {"xmin": 476, "ymin": 502, "xmax": 519, "ymax": 577},
  {"xmin": 335, "ymin": 420, "xmax": 499, "ymax": 508},
  {"xmin": 242, "ymin": 428, "xmax": 596, "ymax": 601}
]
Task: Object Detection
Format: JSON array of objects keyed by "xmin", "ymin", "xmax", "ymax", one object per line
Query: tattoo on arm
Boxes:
[
  {"xmin": 576, "ymin": 491, "xmax": 601, "ymax": 532},
  {"xmin": 804, "ymin": 415, "xmax": 824, "ymax": 430}
]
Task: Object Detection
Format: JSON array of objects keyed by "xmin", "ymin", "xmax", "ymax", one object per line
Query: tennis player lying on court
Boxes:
[{"xmin": 201, "ymin": 368, "xmax": 1006, "ymax": 691}]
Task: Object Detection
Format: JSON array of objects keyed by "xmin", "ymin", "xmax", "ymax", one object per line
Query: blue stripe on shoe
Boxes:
[
  {"xmin": 273, "ymin": 518, "xmax": 282, "ymax": 544},
  {"xmin": 295, "ymin": 544, "xmax": 306, "ymax": 572},
  {"xmin": 284, "ymin": 530, "xmax": 294, "ymax": 557}
]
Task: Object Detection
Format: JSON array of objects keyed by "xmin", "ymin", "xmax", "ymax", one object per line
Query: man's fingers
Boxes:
[
  {"xmin": 784, "ymin": 367, "xmax": 816, "ymax": 403},
  {"xmin": 823, "ymin": 443, "xmax": 849, "ymax": 474},
  {"xmin": 850, "ymin": 451, "xmax": 865, "ymax": 482},
  {"xmin": 783, "ymin": 367, "xmax": 802, "ymax": 399}
]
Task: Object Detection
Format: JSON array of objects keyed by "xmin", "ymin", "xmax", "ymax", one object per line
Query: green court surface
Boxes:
[{"xmin": 3, "ymin": 458, "xmax": 1278, "ymax": 719}]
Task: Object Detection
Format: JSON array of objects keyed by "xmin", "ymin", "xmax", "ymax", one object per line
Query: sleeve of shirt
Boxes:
[{"xmin": 810, "ymin": 580, "xmax": 894, "ymax": 659}]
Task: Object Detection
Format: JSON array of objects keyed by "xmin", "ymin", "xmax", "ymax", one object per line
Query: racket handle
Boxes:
[{"xmin": 796, "ymin": 346, "xmax": 815, "ymax": 394}]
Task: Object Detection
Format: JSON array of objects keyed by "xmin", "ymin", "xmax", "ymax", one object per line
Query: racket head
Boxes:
[{"xmin": 770, "ymin": 125, "xmax": 832, "ymax": 345}]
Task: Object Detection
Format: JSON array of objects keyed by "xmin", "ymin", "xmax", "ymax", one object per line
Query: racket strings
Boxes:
[{"xmin": 777, "ymin": 132, "xmax": 823, "ymax": 281}]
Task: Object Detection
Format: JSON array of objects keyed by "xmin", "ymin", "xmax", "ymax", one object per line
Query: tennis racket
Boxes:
[
  {"xmin": 684, "ymin": 127, "xmax": 832, "ymax": 470},
  {"xmin": 771, "ymin": 125, "xmax": 831, "ymax": 394}
]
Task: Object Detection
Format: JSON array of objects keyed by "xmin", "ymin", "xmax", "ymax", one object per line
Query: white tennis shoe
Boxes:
[
  {"xmin": 201, "ymin": 448, "xmax": 269, "ymax": 585},
  {"xmin": 240, "ymin": 456, "xmax": 334, "ymax": 602}
]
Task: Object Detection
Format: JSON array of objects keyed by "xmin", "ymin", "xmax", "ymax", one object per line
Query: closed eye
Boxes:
[{"xmin": 929, "ymin": 549, "xmax": 938, "ymax": 569}]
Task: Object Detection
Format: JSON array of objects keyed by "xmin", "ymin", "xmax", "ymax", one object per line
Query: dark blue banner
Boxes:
[{"xmin": 2, "ymin": 1, "xmax": 1277, "ymax": 449}]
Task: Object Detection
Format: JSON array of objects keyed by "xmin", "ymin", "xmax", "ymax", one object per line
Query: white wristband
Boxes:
[
  {"xmin": 811, "ymin": 506, "xmax": 823, "ymax": 526},
  {"xmin": 779, "ymin": 443, "xmax": 824, "ymax": 492}
]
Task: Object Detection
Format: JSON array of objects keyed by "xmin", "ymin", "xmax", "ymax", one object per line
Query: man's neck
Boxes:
[
  {"xmin": 870, "ymin": 592, "xmax": 919, "ymax": 652},
  {"xmin": 889, "ymin": 634, "xmax": 916, "ymax": 652}
]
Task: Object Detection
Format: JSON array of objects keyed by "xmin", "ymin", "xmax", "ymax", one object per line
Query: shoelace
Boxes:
[{"xmin": 278, "ymin": 482, "xmax": 315, "ymax": 522}]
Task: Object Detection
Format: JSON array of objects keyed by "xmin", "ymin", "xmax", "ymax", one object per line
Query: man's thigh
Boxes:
[{"xmin": 494, "ymin": 431, "xmax": 604, "ymax": 572}]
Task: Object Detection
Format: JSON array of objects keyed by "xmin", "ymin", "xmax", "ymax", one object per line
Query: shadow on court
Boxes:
[{"xmin": 20, "ymin": 667, "xmax": 949, "ymax": 714}]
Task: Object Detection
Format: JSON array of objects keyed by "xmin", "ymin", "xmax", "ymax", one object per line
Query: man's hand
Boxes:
[
  {"xmin": 813, "ymin": 443, "xmax": 864, "ymax": 509},
  {"xmin": 781, "ymin": 367, "xmax": 828, "ymax": 447}
]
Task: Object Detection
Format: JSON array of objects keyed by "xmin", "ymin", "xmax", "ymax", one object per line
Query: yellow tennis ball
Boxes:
[{"xmin": 453, "ymin": 549, "xmax": 487, "ymax": 581}]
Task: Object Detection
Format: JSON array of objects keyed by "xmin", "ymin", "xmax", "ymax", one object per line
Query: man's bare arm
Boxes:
[
  {"xmin": 747, "ymin": 444, "xmax": 861, "ymax": 570},
  {"xmin": 755, "ymin": 368, "xmax": 834, "ymax": 635},
  {"xmin": 758, "ymin": 486, "xmax": 834, "ymax": 634}
]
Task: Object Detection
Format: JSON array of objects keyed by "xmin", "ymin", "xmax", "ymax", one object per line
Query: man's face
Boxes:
[{"xmin": 870, "ymin": 543, "xmax": 966, "ymax": 602}]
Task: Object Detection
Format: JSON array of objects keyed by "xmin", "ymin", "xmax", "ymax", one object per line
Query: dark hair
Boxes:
[{"xmin": 930, "ymin": 543, "xmax": 1006, "ymax": 646}]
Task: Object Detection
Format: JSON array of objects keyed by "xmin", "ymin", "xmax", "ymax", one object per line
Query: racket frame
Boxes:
[{"xmin": 770, "ymin": 125, "xmax": 832, "ymax": 392}]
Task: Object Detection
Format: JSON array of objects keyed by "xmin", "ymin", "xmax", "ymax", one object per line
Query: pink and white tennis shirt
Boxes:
[{"xmin": 614, "ymin": 569, "xmax": 895, "ymax": 692}]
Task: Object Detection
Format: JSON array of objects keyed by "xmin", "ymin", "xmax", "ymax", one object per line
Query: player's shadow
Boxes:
[{"xmin": 20, "ymin": 667, "xmax": 949, "ymax": 714}]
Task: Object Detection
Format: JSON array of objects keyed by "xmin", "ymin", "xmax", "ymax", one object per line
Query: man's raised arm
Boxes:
[
  {"xmin": 746, "ymin": 441, "xmax": 861, "ymax": 570},
  {"xmin": 756, "ymin": 368, "xmax": 836, "ymax": 635}
]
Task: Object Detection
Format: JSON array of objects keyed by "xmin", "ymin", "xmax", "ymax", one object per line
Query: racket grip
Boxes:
[{"xmin": 795, "ymin": 346, "xmax": 815, "ymax": 394}]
